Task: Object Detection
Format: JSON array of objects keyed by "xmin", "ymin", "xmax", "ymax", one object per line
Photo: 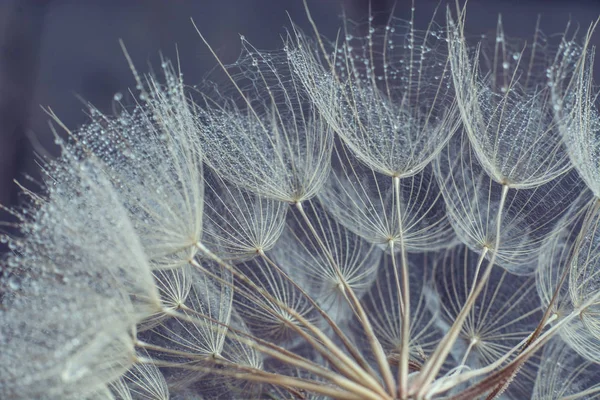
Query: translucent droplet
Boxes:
[
  {"xmin": 113, "ymin": 92, "xmax": 123, "ymax": 101},
  {"xmin": 8, "ymin": 276, "xmax": 20, "ymax": 290},
  {"xmin": 62, "ymin": 362, "xmax": 89, "ymax": 382}
]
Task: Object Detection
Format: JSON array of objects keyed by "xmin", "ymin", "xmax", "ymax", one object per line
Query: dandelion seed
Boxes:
[
  {"xmin": 447, "ymin": 13, "xmax": 578, "ymax": 189},
  {"xmin": 274, "ymin": 202, "xmax": 383, "ymax": 324},
  {"xmin": 554, "ymin": 31, "xmax": 600, "ymax": 199},
  {"xmin": 74, "ymin": 62, "xmax": 205, "ymax": 267},
  {"xmin": 290, "ymin": 12, "xmax": 458, "ymax": 178},
  {"xmin": 434, "ymin": 245, "xmax": 542, "ymax": 399},
  {"xmin": 435, "ymin": 132, "xmax": 584, "ymax": 274},
  {"xmin": 202, "ymin": 171, "xmax": 286, "ymax": 261},
  {"xmin": 197, "ymin": 38, "xmax": 333, "ymax": 204},
  {"xmin": 319, "ymin": 143, "xmax": 455, "ymax": 252}
]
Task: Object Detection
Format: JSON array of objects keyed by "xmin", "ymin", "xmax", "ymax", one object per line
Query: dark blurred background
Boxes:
[{"xmin": 0, "ymin": 0, "xmax": 599, "ymax": 254}]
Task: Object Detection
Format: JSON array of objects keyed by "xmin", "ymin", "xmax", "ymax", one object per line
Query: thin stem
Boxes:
[
  {"xmin": 392, "ymin": 176, "xmax": 411, "ymax": 400},
  {"xmin": 468, "ymin": 248, "xmax": 489, "ymax": 298},
  {"xmin": 389, "ymin": 243, "xmax": 405, "ymax": 315},
  {"xmin": 295, "ymin": 201, "xmax": 397, "ymax": 396},
  {"xmin": 561, "ymin": 387, "xmax": 600, "ymax": 400},
  {"xmin": 458, "ymin": 338, "xmax": 477, "ymax": 367},
  {"xmin": 413, "ymin": 184, "xmax": 509, "ymax": 398}
]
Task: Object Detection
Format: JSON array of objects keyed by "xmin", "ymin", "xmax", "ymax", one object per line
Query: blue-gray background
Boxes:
[{"xmin": 0, "ymin": 0, "xmax": 598, "ymax": 251}]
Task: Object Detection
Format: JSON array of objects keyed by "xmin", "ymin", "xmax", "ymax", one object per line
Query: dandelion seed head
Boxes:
[{"xmin": 3, "ymin": 4, "xmax": 600, "ymax": 400}]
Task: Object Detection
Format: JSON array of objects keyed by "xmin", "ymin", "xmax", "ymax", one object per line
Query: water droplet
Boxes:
[
  {"xmin": 8, "ymin": 276, "xmax": 21, "ymax": 290},
  {"xmin": 113, "ymin": 92, "xmax": 123, "ymax": 101}
]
